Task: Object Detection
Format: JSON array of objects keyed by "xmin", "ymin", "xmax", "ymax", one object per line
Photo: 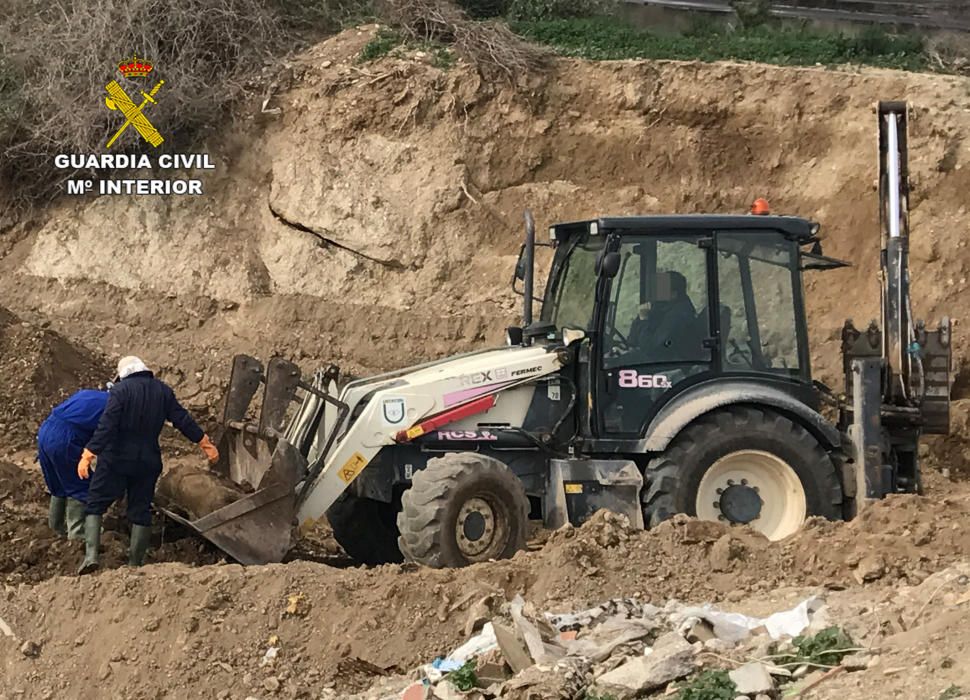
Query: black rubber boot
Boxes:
[
  {"xmin": 65, "ymin": 498, "xmax": 86, "ymax": 541},
  {"xmin": 77, "ymin": 515, "xmax": 102, "ymax": 575},
  {"xmin": 128, "ymin": 524, "xmax": 151, "ymax": 567},
  {"xmin": 48, "ymin": 496, "xmax": 67, "ymax": 537}
]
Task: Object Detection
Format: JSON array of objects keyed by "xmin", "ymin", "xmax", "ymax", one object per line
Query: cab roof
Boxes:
[{"xmin": 550, "ymin": 215, "xmax": 818, "ymax": 243}]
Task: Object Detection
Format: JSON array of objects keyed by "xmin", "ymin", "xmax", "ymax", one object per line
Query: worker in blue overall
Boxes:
[
  {"xmin": 37, "ymin": 388, "xmax": 110, "ymax": 540},
  {"xmin": 76, "ymin": 355, "xmax": 219, "ymax": 574}
]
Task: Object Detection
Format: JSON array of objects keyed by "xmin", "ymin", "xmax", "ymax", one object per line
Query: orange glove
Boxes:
[
  {"xmin": 199, "ymin": 435, "xmax": 219, "ymax": 465},
  {"xmin": 77, "ymin": 449, "xmax": 96, "ymax": 479}
]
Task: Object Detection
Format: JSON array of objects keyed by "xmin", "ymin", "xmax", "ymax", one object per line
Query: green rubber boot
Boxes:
[
  {"xmin": 77, "ymin": 515, "xmax": 102, "ymax": 575},
  {"xmin": 65, "ymin": 498, "xmax": 86, "ymax": 541},
  {"xmin": 128, "ymin": 524, "xmax": 152, "ymax": 567},
  {"xmin": 48, "ymin": 496, "xmax": 67, "ymax": 537}
]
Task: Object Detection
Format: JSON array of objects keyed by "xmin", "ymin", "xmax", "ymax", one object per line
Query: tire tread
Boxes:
[
  {"xmin": 397, "ymin": 452, "xmax": 528, "ymax": 569},
  {"xmin": 642, "ymin": 406, "xmax": 842, "ymax": 531}
]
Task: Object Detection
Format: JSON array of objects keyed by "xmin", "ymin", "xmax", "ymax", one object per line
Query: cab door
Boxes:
[{"xmin": 596, "ymin": 234, "xmax": 715, "ymax": 436}]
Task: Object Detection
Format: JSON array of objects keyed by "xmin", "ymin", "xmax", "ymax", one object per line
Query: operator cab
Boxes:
[{"xmin": 538, "ymin": 215, "xmax": 838, "ymax": 437}]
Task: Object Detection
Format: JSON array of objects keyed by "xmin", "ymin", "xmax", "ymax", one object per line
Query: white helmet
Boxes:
[{"xmin": 116, "ymin": 355, "xmax": 149, "ymax": 380}]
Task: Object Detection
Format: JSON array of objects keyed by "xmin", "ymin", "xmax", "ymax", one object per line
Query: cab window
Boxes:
[
  {"xmin": 716, "ymin": 232, "xmax": 802, "ymax": 375},
  {"xmin": 604, "ymin": 237, "xmax": 710, "ymax": 369},
  {"xmin": 544, "ymin": 235, "xmax": 605, "ymax": 331}
]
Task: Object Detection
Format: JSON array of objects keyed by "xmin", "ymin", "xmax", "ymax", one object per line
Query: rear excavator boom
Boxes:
[{"xmin": 841, "ymin": 102, "xmax": 951, "ymax": 505}]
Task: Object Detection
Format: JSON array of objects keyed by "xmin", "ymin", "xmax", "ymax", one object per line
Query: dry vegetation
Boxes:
[
  {"xmin": 1, "ymin": 0, "xmax": 961, "ymax": 216},
  {"xmin": 0, "ymin": 0, "xmax": 358, "ymax": 210},
  {"xmin": 0, "ymin": 0, "xmax": 552, "ymax": 212},
  {"xmin": 380, "ymin": 0, "xmax": 550, "ymax": 79}
]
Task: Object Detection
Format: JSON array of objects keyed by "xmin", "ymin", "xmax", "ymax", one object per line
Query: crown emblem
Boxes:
[{"xmin": 118, "ymin": 55, "xmax": 153, "ymax": 79}]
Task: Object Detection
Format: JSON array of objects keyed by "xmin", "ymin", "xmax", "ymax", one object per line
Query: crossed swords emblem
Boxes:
[{"xmin": 104, "ymin": 79, "xmax": 165, "ymax": 149}]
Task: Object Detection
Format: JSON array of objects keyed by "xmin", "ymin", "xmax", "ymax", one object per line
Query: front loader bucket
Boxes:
[
  {"xmin": 158, "ymin": 355, "xmax": 312, "ymax": 565},
  {"xmin": 160, "ymin": 438, "xmax": 306, "ymax": 564}
]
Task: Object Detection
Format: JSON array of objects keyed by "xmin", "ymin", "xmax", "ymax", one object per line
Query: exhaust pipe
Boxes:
[{"xmin": 523, "ymin": 209, "xmax": 535, "ymax": 328}]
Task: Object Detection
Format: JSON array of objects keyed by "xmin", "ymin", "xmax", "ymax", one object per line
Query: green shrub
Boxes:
[
  {"xmin": 456, "ymin": 0, "xmax": 507, "ymax": 18},
  {"xmin": 432, "ymin": 46, "xmax": 457, "ymax": 68},
  {"xmin": 511, "ymin": 15, "xmax": 929, "ymax": 70},
  {"xmin": 506, "ymin": 0, "xmax": 617, "ymax": 22},
  {"xmin": 447, "ymin": 660, "xmax": 478, "ymax": 691},
  {"xmin": 359, "ymin": 27, "xmax": 405, "ymax": 60},
  {"xmin": 676, "ymin": 670, "xmax": 737, "ymax": 700},
  {"xmin": 778, "ymin": 626, "xmax": 856, "ymax": 667}
]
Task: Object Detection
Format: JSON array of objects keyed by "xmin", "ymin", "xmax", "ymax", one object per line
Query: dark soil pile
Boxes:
[{"xmin": 0, "ymin": 306, "xmax": 111, "ymax": 447}]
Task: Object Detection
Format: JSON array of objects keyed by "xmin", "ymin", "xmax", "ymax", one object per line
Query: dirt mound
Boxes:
[
  {"xmin": 2, "ymin": 490, "xmax": 969, "ymax": 697},
  {"xmin": 0, "ymin": 459, "xmax": 224, "ymax": 586},
  {"xmin": 521, "ymin": 493, "xmax": 970, "ymax": 605},
  {"xmin": 0, "ymin": 460, "xmax": 45, "ymax": 505},
  {"xmin": 0, "ymin": 305, "xmax": 110, "ymax": 447},
  {"xmin": 0, "ymin": 505, "xmax": 221, "ymax": 585}
]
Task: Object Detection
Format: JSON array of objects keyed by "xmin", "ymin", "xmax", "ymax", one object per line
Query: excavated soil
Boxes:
[
  {"xmin": 0, "ymin": 459, "xmax": 224, "ymax": 586},
  {"xmin": 0, "ymin": 306, "xmax": 110, "ymax": 448},
  {"xmin": 1, "ymin": 471, "xmax": 969, "ymax": 699},
  {"xmin": 5, "ymin": 26, "xmax": 970, "ymax": 700}
]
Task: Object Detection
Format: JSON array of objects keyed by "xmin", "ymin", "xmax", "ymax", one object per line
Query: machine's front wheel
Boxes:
[
  {"xmin": 327, "ymin": 492, "xmax": 404, "ymax": 565},
  {"xmin": 397, "ymin": 452, "xmax": 529, "ymax": 568},
  {"xmin": 643, "ymin": 406, "xmax": 842, "ymax": 541}
]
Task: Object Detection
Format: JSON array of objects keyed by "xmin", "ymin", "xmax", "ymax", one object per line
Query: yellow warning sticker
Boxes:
[
  {"xmin": 564, "ymin": 483, "xmax": 583, "ymax": 494},
  {"xmin": 337, "ymin": 452, "xmax": 368, "ymax": 484}
]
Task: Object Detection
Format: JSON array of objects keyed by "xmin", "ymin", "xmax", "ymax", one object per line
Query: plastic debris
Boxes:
[
  {"xmin": 674, "ymin": 596, "xmax": 825, "ymax": 642},
  {"xmin": 446, "ymin": 621, "xmax": 498, "ymax": 663},
  {"xmin": 431, "ymin": 658, "xmax": 465, "ymax": 673},
  {"xmin": 422, "ymin": 622, "xmax": 498, "ymax": 683},
  {"xmin": 259, "ymin": 646, "xmax": 279, "ymax": 667}
]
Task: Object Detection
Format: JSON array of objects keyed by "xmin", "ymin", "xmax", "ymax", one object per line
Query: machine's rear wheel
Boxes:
[
  {"xmin": 326, "ymin": 492, "xmax": 404, "ymax": 565},
  {"xmin": 397, "ymin": 452, "xmax": 529, "ymax": 568},
  {"xmin": 643, "ymin": 406, "xmax": 841, "ymax": 541}
]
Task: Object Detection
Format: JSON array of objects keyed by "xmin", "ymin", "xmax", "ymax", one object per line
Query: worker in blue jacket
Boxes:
[
  {"xmin": 37, "ymin": 388, "xmax": 110, "ymax": 540},
  {"xmin": 76, "ymin": 355, "xmax": 219, "ymax": 573}
]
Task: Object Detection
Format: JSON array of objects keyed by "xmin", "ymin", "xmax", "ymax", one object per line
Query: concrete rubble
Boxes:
[
  {"xmin": 595, "ymin": 632, "xmax": 696, "ymax": 698},
  {"xmin": 350, "ymin": 590, "xmax": 875, "ymax": 700},
  {"xmin": 729, "ymin": 662, "xmax": 776, "ymax": 696}
]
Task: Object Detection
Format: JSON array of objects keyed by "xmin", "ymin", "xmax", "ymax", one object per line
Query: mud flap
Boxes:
[
  {"xmin": 545, "ymin": 459, "xmax": 644, "ymax": 530},
  {"xmin": 159, "ymin": 438, "xmax": 307, "ymax": 565}
]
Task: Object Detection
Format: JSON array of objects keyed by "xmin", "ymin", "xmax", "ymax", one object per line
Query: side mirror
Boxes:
[
  {"xmin": 506, "ymin": 326, "xmax": 524, "ymax": 346},
  {"xmin": 596, "ymin": 251, "xmax": 621, "ymax": 278}
]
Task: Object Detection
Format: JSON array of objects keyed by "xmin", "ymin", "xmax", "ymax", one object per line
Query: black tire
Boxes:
[
  {"xmin": 326, "ymin": 492, "xmax": 404, "ymax": 566},
  {"xmin": 643, "ymin": 406, "xmax": 842, "ymax": 538},
  {"xmin": 397, "ymin": 452, "xmax": 529, "ymax": 568}
]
